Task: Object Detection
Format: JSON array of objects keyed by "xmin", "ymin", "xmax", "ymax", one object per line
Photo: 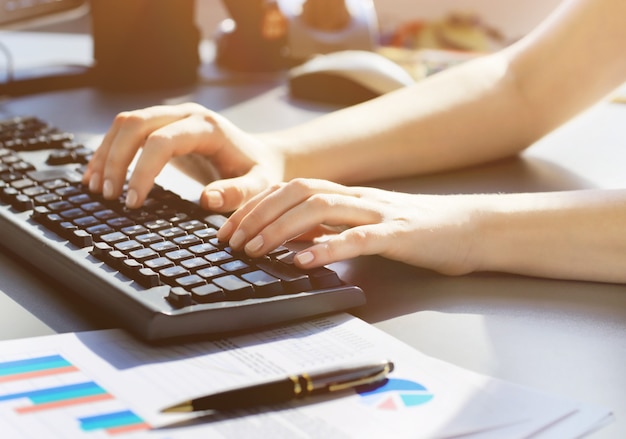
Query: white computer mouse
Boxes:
[{"xmin": 288, "ymin": 50, "xmax": 416, "ymax": 106}]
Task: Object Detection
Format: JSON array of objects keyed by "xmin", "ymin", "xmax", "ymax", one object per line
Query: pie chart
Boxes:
[{"xmin": 357, "ymin": 378, "xmax": 434, "ymax": 410}]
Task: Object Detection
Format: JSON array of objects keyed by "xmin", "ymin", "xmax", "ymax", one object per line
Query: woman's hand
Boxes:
[
  {"xmin": 218, "ymin": 178, "xmax": 481, "ymax": 275},
  {"xmin": 82, "ymin": 102, "xmax": 285, "ymax": 212}
]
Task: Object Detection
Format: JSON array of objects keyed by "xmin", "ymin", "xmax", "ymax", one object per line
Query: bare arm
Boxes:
[
  {"xmin": 474, "ymin": 189, "xmax": 626, "ymax": 283},
  {"xmin": 268, "ymin": 0, "xmax": 626, "ymax": 184},
  {"xmin": 220, "ymin": 0, "xmax": 626, "ymax": 283},
  {"xmin": 221, "ymin": 180, "xmax": 626, "ymax": 284},
  {"xmin": 85, "ymin": 0, "xmax": 626, "ymax": 215}
]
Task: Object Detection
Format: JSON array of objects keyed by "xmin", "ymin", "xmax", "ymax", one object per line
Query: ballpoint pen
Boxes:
[{"xmin": 161, "ymin": 359, "xmax": 394, "ymax": 413}]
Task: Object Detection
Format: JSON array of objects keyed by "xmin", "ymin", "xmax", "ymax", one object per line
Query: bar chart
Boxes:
[{"xmin": 0, "ymin": 353, "xmax": 150, "ymax": 437}]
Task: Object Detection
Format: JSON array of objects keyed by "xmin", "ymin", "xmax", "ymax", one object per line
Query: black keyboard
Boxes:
[{"xmin": 0, "ymin": 116, "xmax": 366, "ymax": 341}]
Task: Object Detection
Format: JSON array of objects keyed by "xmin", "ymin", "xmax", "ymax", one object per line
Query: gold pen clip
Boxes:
[{"xmin": 327, "ymin": 361, "xmax": 394, "ymax": 392}]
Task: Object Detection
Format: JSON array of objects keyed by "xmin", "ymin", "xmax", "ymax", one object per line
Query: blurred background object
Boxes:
[
  {"xmin": 215, "ymin": 0, "xmax": 379, "ymax": 71},
  {"xmin": 386, "ymin": 11, "xmax": 505, "ymax": 52},
  {"xmin": 215, "ymin": 0, "xmax": 291, "ymax": 71},
  {"xmin": 1, "ymin": 0, "xmax": 564, "ymax": 94},
  {"xmin": 90, "ymin": 0, "xmax": 201, "ymax": 91},
  {"xmin": 278, "ymin": 0, "xmax": 379, "ymax": 62},
  {"xmin": 0, "ymin": 0, "xmax": 88, "ymax": 29}
]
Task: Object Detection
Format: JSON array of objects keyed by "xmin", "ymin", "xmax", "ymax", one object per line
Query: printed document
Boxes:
[{"xmin": 0, "ymin": 313, "xmax": 611, "ymax": 438}]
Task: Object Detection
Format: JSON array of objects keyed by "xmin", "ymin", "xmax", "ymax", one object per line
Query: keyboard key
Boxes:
[
  {"xmin": 136, "ymin": 267, "xmax": 160, "ymax": 288},
  {"xmin": 60, "ymin": 207, "xmax": 86, "ymax": 219},
  {"xmin": 221, "ymin": 260, "xmax": 250, "ymax": 273},
  {"xmin": 91, "ymin": 242, "xmax": 113, "ymax": 259},
  {"xmin": 167, "ymin": 287, "xmax": 193, "ymax": 308},
  {"xmin": 178, "ymin": 219, "xmax": 205, "ymax": 232},
  {"xmin": 191, "ymin": 283, "xmax": 225, "ymax": 303},
  {"xmin": 165, "ymin": 249, "xmax": 194, "ymax": 263},
  {"xmin": 181, "ymin": 257, "xmax": 211, "ymax": 272},
  {"xmin": 47, "ymin": 200, "xmax": 74, "ymax": 212},
  {"xmin": 81, "ymin": 201, "xmax": 107, "ymax": 212},
  {"xmin": 107, "ymin": 216, "xmax": 135, "ymax": 229},
  {"xmin": 150, "ymin": 241, "xmax": 179, "ymax": 255},
  {"xmin": 73, "ymin": 215, "xmax": 99, "ymax": 228},
  {"xmin": 196, "ymin": 266, "xmax": 225, "ymax": 280},
  {"xmin": 205, "ymin": 250, "xmax": 233, "ymax": 264},
  {"xmin": 159, "ymin": 266, "xmax": 190, "ymax": 286},
  {"xmin": 145, "ymin": 257, "xmax": 174, "ymax": 271},
  {"xmin": 114, "ymin": 239, "xmax": 142, "ymax": 253},
  {"xmin": 13, "ymin": 193, "xmax": 33, "ymax": 211},
  {"xmin": 212, "ymin": 275, "xmax": 254, "ymax": 300},
  {"xmin": 242, "ymin": 270, "xmax": 283, "ymax": 297},
  {"xmin": 67, "ymin": 193, "xmax": 92, "ymax": 205},
  {"xmin": 136, "ymin": 232, "xmax": 164, "ymax": 245},
  {"xmin": 86, "ymin": 223, "xmax": 114, "ymax": 237},
  {"xmin": 101, "ymin": 231, "xmax": 128, "ymax": 245},
  {"xmin": 93, "ymin": 209, "xmax": 118, "ymax": 221},
  {"xmin": 173, "ymin": 234, "xmax": 202, "ymax": 248},
  {"xmin": 129, "ymin": 247, "xmax": 159, "ymax": 263},
  {"xmin": 307, "ymin": 266, "xmax": 343, "ymax": 289},
  {"xmin": 108, "ymin": 250, "xmax": 128, "ymax": 269},
  {"xmin": 145, "ymin": 219, "xmax": 171, "ymax": 231},
  {"xmin": 193, "ymin": 227, "xmax": 217, "ymax": 240},
  {"xmin": 68, "ymin": 230, "xmax": 93, "ymax": 248},
  {"xmin": 121, "ymin": 258, "xmax": 143, "ymax": 277},
  {"xmin": 159, "ymin": 226, "xmax": 185, "ymax": 239},
  {"xmin": 174, "ymin": 274, "xmax": 206, "ymax": 289},
  {"xmin": 34, "ymin": 192, "xmax": 61, "ymax": 205},
  {"xmin": 257, "ymin": 260, "xmax": 312, "ymax": 293},
  {"xmin": 188, "ymin": 242, "xmax": 217, "ymax": 256}
]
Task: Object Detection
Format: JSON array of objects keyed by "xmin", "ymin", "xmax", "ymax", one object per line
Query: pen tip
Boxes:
[{"xmin": 161, "ymin": 402, "xmax": 193, "ymax": 413}]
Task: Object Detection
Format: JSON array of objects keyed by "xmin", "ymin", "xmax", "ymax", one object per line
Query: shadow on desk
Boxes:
[{"xmin": 372, "ymin": 154, "xmax": 598, "ymax": 196}]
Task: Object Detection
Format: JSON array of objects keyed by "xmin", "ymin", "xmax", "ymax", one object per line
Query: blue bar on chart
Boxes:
[
  {"xmin": 0, "ymin": 381, "xmax": 113, "ymax": 413},
  {"xmin": 0, "ymin": 354, "xmax": 150, "ymax": 435},
  {"xmin": 0, "ymin": 355, "xmax": 78, "ymax": 382},
  {"xmin": 79, "ymin": 410, "xmax": 150, "ymax": 435}
]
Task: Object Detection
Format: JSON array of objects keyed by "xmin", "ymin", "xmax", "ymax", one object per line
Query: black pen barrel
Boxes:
[
  {"xmin": 192, "ymin": 377, "xmax": 298, "ymax": 411},
  {"xmin": 165, "ymin": 360, "xmax": 395, "ymax": 413}
]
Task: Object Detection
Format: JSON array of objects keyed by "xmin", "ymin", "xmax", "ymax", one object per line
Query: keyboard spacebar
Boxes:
[
  {"xmin": 255, "ymin": 259, "xmax": 344, "ymax": 290},
  {"xmin": 256, "ymin": 261, "xmax": 312, "ymax": 293}
]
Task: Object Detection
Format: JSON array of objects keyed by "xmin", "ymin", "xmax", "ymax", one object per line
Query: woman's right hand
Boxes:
[
  {"xmin": 218, "ymin": 178, "xmax": 480, "ymax": 275},
  {"xmin": 82, "ymin": 102, "xmax": 286, "ymax": 213}
]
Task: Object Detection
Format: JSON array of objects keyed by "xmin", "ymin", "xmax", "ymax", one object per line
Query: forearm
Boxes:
[
  {"xmin": 473, "ymin": 189, "xmax": 626, "ymax": 283},
  {"xmin": 264, "ymin": 52, "xmax": 535, "ymax": 184},
  {"xmin": 260, "ymin": 0, "xmax": 626, "ymax": 185}
]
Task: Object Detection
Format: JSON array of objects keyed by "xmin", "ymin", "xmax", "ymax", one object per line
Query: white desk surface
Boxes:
[{"xmin": 0, "ymin": 29, "xmax": 625, "ymax": 439}]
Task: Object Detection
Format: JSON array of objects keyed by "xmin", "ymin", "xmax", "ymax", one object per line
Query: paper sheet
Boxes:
[{"xmin": 0, "ymin": 313, "xmax": 611, "ymax": 438}]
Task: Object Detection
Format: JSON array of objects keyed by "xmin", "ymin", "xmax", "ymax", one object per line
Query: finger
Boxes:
[
  {"xmin": 125, "ymin": 115, "xmax": 220, "ymax": 208},
  {"xmin": 219, "ymin": 179, "xmax": 341, "ymax": 248},
  {"xmin": 81, "ymin": 120, "xmax": 123, "ymax": 191},
  {"xmin": 293, "ymin": 223, "xmax": 391, "ymax": 268},
  {"xmin": 200, "ymin": 157, "xmax": 284, "ymax": 214},
  {"xmin": 215, "ymin": 183, "xmax": 286, "ymax": 246},
  {"xmin": 86, "ymin": 104, "xmax": 210, "ymax": 199},
  {"xmin": 240, "ymin": 189, "xmax": 382, "ymax": 257}
]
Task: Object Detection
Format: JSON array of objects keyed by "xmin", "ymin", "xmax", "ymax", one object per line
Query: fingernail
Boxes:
[
  {"xmin": 125, "ymin": 188, "xmax": 138, "ymax": 208},
  {"xmin": 217, "ymin": 221, "xmax": 233, "ymax": 240},
  {"xmin": 229, "ymin": 229, "xmax": 245, "ymax": 249},
  {"xmin": 245, "ymin": 235, "xmax": 264, "ymax": 253},
  {"xmin": 89, "ymin": 173, "xmax": 101, "ymax": 192},
  {"xmin": 295, "ymin": 251, "xmax": 315, "ymax": 265},
  {"xmin": 102, "ymin": 179, "xmax": 114, "ymax": 199},
  {"xmin": 206, "ymin": 190, "xmax": 224, "ymax": 209}
]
